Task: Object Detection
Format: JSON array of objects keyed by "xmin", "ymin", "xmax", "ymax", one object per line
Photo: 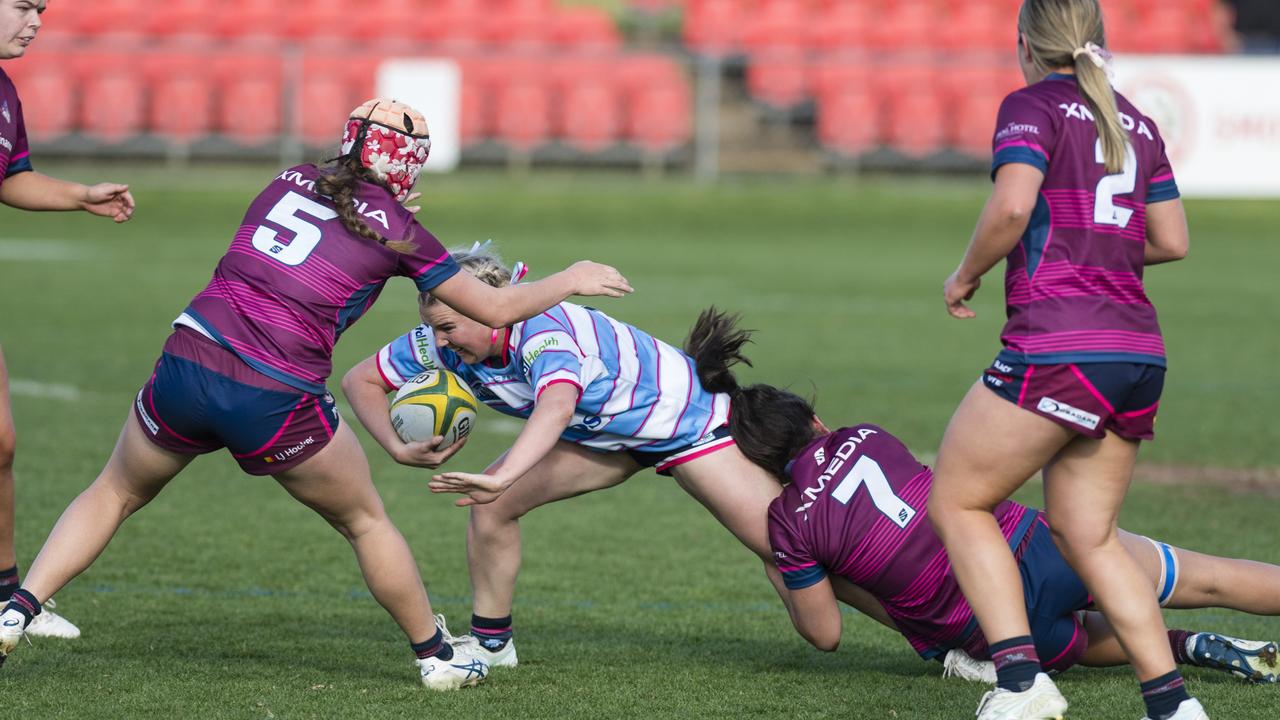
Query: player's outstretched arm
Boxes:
[
  {"xmin": 782, "ymin": 577, "xmax": 843, "ymax": 652},
  {"xmin": 429, "ymin": 382, "xmax": 578, "ymax": 506},
  {"xmin": 341, "ymin": 355, "xmax": 466, "ymax": 469},
  {"xmin": 1143, "ymin": 199, "xmax": 1189, "ymax": 266},
  {"xmin": 429, "ymin": 261, "xmax": 632, "ymax": 330},
  {"xmin": 0, "ymin": 172, "xmax": 134, "ymax": 222}
]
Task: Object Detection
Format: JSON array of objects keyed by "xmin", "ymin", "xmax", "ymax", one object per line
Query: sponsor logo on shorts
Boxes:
[
  {"xmin": 135, "ymin": 390, "xmax": 159, "ymax": 435},
  {"xmin": 1037, "ymin": 396, "xmax": 1101, "ymax": 430},
  {"xmin": 0, "ymin": 136, "xmax": 11, "ymax": 153},
  {"xmin": 3, "ymin": 618, "xmax": 19, "ymax": 627},
  {"xmin": 994, "ymin": 360, "xmax": 1012, "ymax": 373},
  {"xmin": 265, "ymin": 436, "xmax": 315, "ymax": 464}
]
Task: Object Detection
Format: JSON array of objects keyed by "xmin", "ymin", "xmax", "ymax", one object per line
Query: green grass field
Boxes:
[{"xmin": 0, "ymin": 164, "xmax": 1277, "ymax": 719}]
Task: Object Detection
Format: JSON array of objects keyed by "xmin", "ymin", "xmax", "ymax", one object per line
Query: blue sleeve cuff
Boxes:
[
  {"xmin": 1148, "ymin": 179, "xmax": 1180, "ymax": 203},
  {"xmin": 991, "ymin": 147, "xmax": 1049, "ymax": 179},
  {"xmin": 6, "ymin": 156, "xmax": 32, "ymax": 176},
  {"xmin": 412, "ymin": 261, "xmax": 460, "ymax": 292},
  {"xmin": 781, "ymin": 565, "xmax": 827, "ymax": 590}
]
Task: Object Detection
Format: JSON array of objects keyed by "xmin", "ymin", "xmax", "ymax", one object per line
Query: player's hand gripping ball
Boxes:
[{"xmin": 389, "ymin": 369, "xmax": 478, "ymax": 448}]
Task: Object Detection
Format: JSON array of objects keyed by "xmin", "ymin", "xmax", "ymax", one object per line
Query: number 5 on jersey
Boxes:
[
  {"xmin": 832, "ymin": 455, "xmax": 917, "ymax": 529},
  {"xmin": 252, "ymin": 191, "xmax": 339, "ymax": 266}
]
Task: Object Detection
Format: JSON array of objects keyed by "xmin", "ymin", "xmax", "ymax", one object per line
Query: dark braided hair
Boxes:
[
  {"xmin": 684, "ymin": 308, "xmax": 822, "ymax": 481},
  {"xmin": 315, "ymin": 156, "xmax": 416, "ymax": 254}
]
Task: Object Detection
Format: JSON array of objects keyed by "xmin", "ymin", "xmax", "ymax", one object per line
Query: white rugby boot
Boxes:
[
  {"xmin": 943, "ymin": 648, "xmax": 998, "ymax": 684},
  {"xmin": 436, "ymin": 613, "xmax": 518, "ymax": 668},
  {"xmin": 23, "ymin": 598, "xmax": 80, "ymax": 640},
  {"xmin": 416, "ymin": 645, "xmax": 489, "ymax": 691},
  {"xmin": 0, "ymin": 606, "xmax": 26, "ymax": 668},
  {"xmin": 975, "ymin": 673, "xmax": 1069, "ymax": 720},
  {"xmin": 1142, "ymin": 698, "xmax": 1209, "ymax": 720}
]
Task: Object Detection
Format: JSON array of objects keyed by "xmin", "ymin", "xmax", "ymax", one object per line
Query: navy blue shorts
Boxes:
[
  {"xmin": 134, "ymin": 329, "xmax": 340, "ymax": 476},
  {"xmin": 1018, "ymin": 516, "xmax": 1092, "ymax": 673},
  {"xmin": 983, "ymin": 355, "xmax": 1165, "ymax": 441},
  {"xmin": 626, "ymin": 424, "xmax": 735, "ymax": 477}
]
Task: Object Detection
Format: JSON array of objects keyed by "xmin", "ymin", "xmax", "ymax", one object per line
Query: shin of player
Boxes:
[{"xmin": 0, "ymin": 99, "xmax": 630, "ymax": 686}]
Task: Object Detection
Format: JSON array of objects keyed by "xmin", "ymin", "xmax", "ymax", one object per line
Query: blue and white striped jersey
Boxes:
[{"xmin": 374, "ymin": 303, "xmax": 731, "ymax": 453}]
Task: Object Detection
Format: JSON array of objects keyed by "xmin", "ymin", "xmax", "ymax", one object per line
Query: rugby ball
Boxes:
[{"xmin": 389, "ymin": 369, "xmax": 478, "ymax": 448}]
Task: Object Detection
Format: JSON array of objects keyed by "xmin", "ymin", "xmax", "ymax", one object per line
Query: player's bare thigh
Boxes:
[
  {"xmin": 670, "ymin": 444, "xmax": 782, "ymax": 561},
  {"xmin": 474, "ymin": 441, "xmax": 641, "ymax": 522},
  {"xmin": 272, "ymin": 422, "xmax": 385, "ymax": 532},
  {"xmin": 931, "ymin": 381, "xmax": 1074, "ymax": 511}
]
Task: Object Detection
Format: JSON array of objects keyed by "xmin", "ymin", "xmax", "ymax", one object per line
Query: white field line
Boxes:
[
  {"xmin": 8, "ymin": 378, "xmax": 82, "ymax": 401},
  {"xmin": 0, "ymin": 240, "xmax": 88, "ymax": 262}
]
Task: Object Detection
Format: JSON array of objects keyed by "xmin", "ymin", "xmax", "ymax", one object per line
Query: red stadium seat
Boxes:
[
  {"xmin": 868, "ymin": 1, "xmax": 936, "ymax": 52},
  {"xmin": 144, "ymin": 0, "xmax": 217, "ymax": 38},
  {"xmin": 616, "ymin": 54, "xmax": 687, "ymax": 101},
  {"xmin": 950, "ymin": 88, "xmax": 1004, "ymax": 158},
  {"xmin": 141, "ymin": 51, "xmax": 216, "ymax": 141},
  {"xmin": 810, "ymin": 60, "xmax": 872, "ymax": 106},
  {"xmin": 212, "ymin": 54, "xmax": 285, "ymax": 144},
  {"xmin": 550, "ymin": 7, "xmax": 623, "ymax": 52},
  {"xmin": 66, "ymin": 0, "xmax": 148, "ymax": 38},
  {"xmin": 939, "ymin": 3, "xmax": 1009, "ymax": 52},
  {"xmin": 884, "ymin": 86, "xmax": 947, "ymax": 157},
  {"xmin": 1, "ymin": 55, "xmax": 76, "ymax": 139},
  {"xmin": 559, "ymin": 78, "xmax": 622, "ymax": 152},
  {"xmin": 484, "ymin": 0, "xmax": 555, "ymax": 49},
  {"xmin": 74, "ymin": 52, "xmax": 147, "ymax": 141},
  {"xmin": 817, "ymin": 89, "xmax": 878, "ymax": 157},
  {"xmin": 625, "ymin": 84, "xmax": 692, "ymax": 153},
  {"xmin": 808, "ymin": 3, "xmax": 873, "ymax": 53},
  {"xmin": 683, "ymin": 0, "xmax": 745, "ymax": 56},
  {"xmin": 294, "ymin": 53, "xmax": 382, "ymax": 147},
  {"xmin": 211, "ymin": 0, "xmax": 288, "ymax": 41},
  {"xmin": 457, "ymin": 55, "xmax": 509, "ymax": 145},
  {"xmin": 745, "ymin": 49, "xmax": 810, "ymax": 112},
  {"xmin": 492, "ymin": 62, "xmax": 552, "ymax": 151},
  {"xmin": 741, "ymin": 0, "xmax": 808, "ymax": 53}
]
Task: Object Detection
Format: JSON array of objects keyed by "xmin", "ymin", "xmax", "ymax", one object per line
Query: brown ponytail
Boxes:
[
  {"xmin": 315, "ymin": 158, "xmax": 416, "ymax": 254},
  {"xmin": 683, "ymin": 308, "xmax": 822, "ymax": 481}
]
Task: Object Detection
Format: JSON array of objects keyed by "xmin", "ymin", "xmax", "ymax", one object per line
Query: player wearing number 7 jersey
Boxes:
[
  {"xmin": 0, "ymin": 99, "xmax": 630, "ymax": 688},
  {"xmin": 931, "ymin": 3, "xmax": 1196, "ymax": 719}
]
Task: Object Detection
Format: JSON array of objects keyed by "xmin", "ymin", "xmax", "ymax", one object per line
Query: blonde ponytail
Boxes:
[{"xmin": 1019, "ymin": 0, "xmax": 1128, "ymax": 173}]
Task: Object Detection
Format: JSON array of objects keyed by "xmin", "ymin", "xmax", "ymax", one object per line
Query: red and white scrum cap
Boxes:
[{"xmin": 340, "ymin": 98, "xmax": 432, "ymax": 202}]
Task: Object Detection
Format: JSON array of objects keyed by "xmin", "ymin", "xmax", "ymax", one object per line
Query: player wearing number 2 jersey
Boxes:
[
  {"xmin": 0, "ymin": 99, "xmax": 631, "ymax": 688},
  {"xmin": 930, "ymin": 3, "xmax": 1197, "ymax": 720}
]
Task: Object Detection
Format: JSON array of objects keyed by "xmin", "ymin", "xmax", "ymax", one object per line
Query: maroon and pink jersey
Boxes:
[
  {"xmin": 0, "ymin": 68, "xmax": 33, "ymax": 185},
  {"xmin": 768, "ymin": 425, "xmax": 1038, "ymax": 660},
  {"xmin": 991, "ymin": 73, "xmax": 1180, "ymax": 368},
  {"xmin": 179, "ymin": 164, "xmax": 459, "ymax": 394}
]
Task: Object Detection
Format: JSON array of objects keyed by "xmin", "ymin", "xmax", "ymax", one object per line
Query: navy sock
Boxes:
[
  {"xmin": 1141, "ymin": 669, "xmax": 1191, "ymax": 720},
  {"xmin": 1168, "ymin": 629, "xmax": 1195, "ymax": 665},
  {"xmin": 0, "ymin": 565, "xmax": 17, "ymax": 603},
  {"xmin": 471, "ymin": 614, "xmax": 513, "ymax": 651},
  {"xmin": 4, "ymin": 588, "xmax": 41, "ymax": 627},
  {"xmin": 990, "ymin": 636, "xmax": 1043, "ymax": 692},
  {"xmin": 411, "ymin": 626, "xmax": 454, "ymax": 662}
]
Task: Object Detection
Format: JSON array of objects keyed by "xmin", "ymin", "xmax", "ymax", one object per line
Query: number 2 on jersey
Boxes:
[
  {"xmin": 251, "ymin": 191, "xmax": 338, "ymax": 266},
  {"xmin": 1094, "ymin": 138, "xmax": 1138, "ymax": 229},
  {"xmin": 831, "ymin": 455, "xmax": 917, "ymax": 529}
]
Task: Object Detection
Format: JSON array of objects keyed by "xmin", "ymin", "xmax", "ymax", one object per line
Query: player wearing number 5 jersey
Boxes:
[
  {"xmin": 930, "ymin": 3, "xmax": 1196, "ymax": 720},
  {"xmin": 0, "ymin": 99, "xmax": 631, "ymax": 688}
]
